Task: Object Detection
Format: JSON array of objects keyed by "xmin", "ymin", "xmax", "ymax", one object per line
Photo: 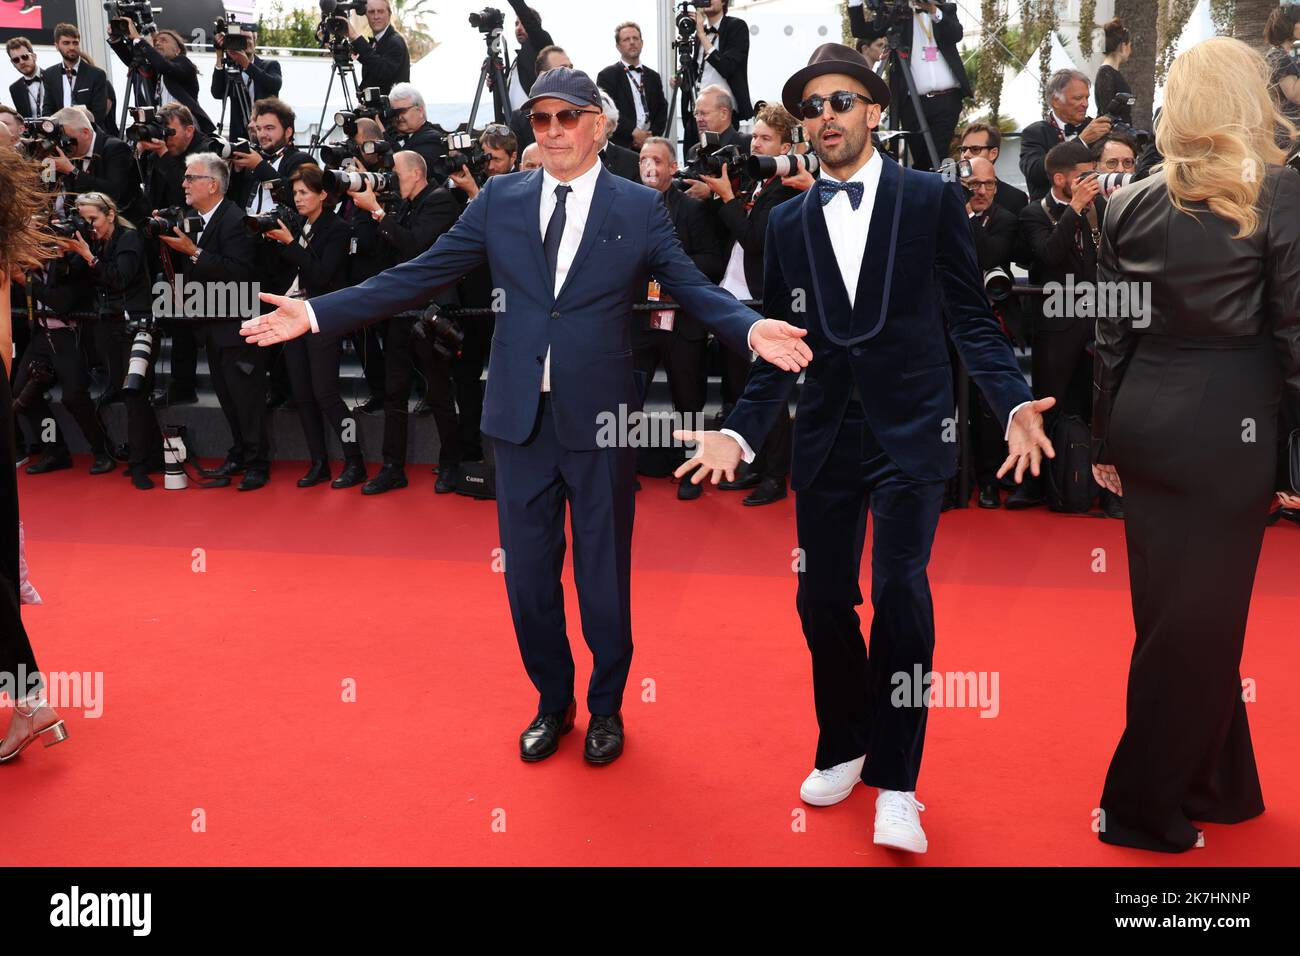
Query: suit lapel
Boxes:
[
  {"xmin": 848, "ymin": 153, "xmax": 903, "ymax": 340},
  {"xmin": 520, "ymin": 168, "xmax": 552, "ymax": 304},
  {"xmin": 556, "ymin": 166, "xmax": 614, "ymax": 303},
  {"xmin": 198, "ymin": 202, "xmax": 227, "ymax": 249},
  {"xmin": 800, "ymin": 187, "xmax": 853, "ymax": 338}
]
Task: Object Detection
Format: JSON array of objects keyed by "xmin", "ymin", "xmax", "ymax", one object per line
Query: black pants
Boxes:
[
  {"xmin": 493, "ymin": 395, "xmax": 636, "ymax": 716},
  {"xmin": 1098, "ymin": 333, "xmax": 1277, "ymax": 852},
  {"xmin": 382, "ymin": 316, "xmax": 460, "ymax": 470},
  {"xmin": 113, "ymin": 325, "xmax": 163, "ymax": 467},
  {"xmin": 12, "ymin": 325, "xmax": 108, "ymax": 456},
  {"xmin": 161, "ymin": 320, "xmax": 199, "ymax": 394},
  {"xmin": 285, "ymin": 333, "xmax": 361, "ymax": 463},
  {"xmin": 895, "ymin": 88, "xmax": 963, "ymax": 172},
  {"xmin": 725, "ymin": 345, "xmax": 792, "ymax": 483},
  {"xmin": 633, "ymin": 326, "xmax": 708, "ymax": 423},
  {"xmin": 350, "ymin": 325, "xmax": 387, "ymax": 399},
  {"xmin": 452, "ymin": 315, "xmax": 489, "ymax": 463},
  {"xmin": 796, "ymin": 397, "xmax": 944, "ymax": 791},
  {"xmin": 204, "ymin": 324, "xmax": 271, "ymax": 470},
  {"xmin": 1031, "ymin": 319, "xmax": 1094, "ymax": 431},
  {"xmin": 0, "ymin": 359, "xmax": 40, "ymax": 697}
]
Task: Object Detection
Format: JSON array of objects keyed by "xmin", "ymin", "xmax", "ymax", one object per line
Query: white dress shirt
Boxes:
[
  {"xmin": 537, "ymin": 159, "xmax": 603, "ymax": 391},
  {"xmin": 909, "ymin": 9, "xmax": 962, "ymax": 96},
  {"xmin": 246, "ymin": 152, "xmax": 285, "ymax": 214},
  {"xmin": 61, "ymin": 61, "xmax": 79, "ymax": 109},
  {"xmin": 621, "ymin": 59, "xmax": 650, "ymax": 130},
  {"xmin": 23, "ymin": 76, "xmax": 43, "ymax": 116},
  {"xmin": 697, "ymin": 13, "xmax": 734, "ymax": 107}
]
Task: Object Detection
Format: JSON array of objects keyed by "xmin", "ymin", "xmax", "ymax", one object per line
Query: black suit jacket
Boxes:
[
  {"xmin": 69, "ymin": 223, "xmax": 154, "ymax": 316},
  {"xmin": 597, "ymin": 62, "xmax": 667, "ymax": 148},
  {"xmin": 1018, "ymin": 193, "xmax": 1106, "ymax": 332},
  {"xmin": 9, "ymin": 76, "xmax": 46, "ymax": 119},
  {"xmin": 211, "ymin": 55, "xmax": 283, "ymax": 140},
  {"xmin": 849, "ymin": 2, "xmax": 972, "ymax": 103},
  {"xmin": 1018, "ymin": 118, "xmax": 1099, "ymax": 201},
  {"xmin": 386, "ymin": 122, "xmax": 445, "ymax": 174},
  {"xmin": 994, "ymin": 178, "xmax": 1028, "ymax": 216},
  {"xmin": 354, "ymin": 27, "xmax": 410, "ymax": 95},
  {"xmin": 701, "ymin": 15, "xmax": 753, "ymax": 121},
  {"xmin": 655, "ymin": 186, "xmax": 726, "ymax": 340},
  {"xmin": 67, "ymin": 132, "xmax": 147, "ymax": 226},
  {"xmin": 600, "ymin": 142, "xmax": 642, "ymax": 183},
  {"xmin": 109, "ymin": 39, "xmax": 214, "ymax": 134},
  {"xmin": 190, "ymin": 199, "xmax": 260, "ymax": 340},
  {"xmin": 969, "ymin": 202, "xmax": 1024, "ymax": 343},
  {"xmin": 507, "ymin": 0, "xmax": 554, "ymax": 95},
  {"xmin": 230, "ymin": 146, "xmax": 315, "ymax": 209},
  {"xmin": 274, "ymin": 209, "xmax": 353, "ymax": 299},
  {"xmin": 41, "ymin": 60, "xmax": 110, "ymax": 131},
  {"xmin": 713, "ymin": 178, "xmax": 802, "ymax": 301}
]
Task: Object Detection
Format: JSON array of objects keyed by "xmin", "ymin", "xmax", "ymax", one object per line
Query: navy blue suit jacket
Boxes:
[
  {"xmin": 724, "ymin": 152, "xmax": 1033, "ymax": 488},
  {"xmin": 309, "ymin": 165, "xmax": 758, "ymax": 449}
]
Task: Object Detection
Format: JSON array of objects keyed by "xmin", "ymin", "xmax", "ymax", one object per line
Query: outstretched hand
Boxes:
[
  {"xmin": 998, "ymin": 397, "xmax": 1056, "ymax": 484},
  {"xmin": 750, "ymin": 318, "xmax": 812, "ymax": 372},
  {"xmin": 672, "ymin": 430, "xmax": 743, "ymax": 485},
  {"xmin": 240, "ymin": 293, "xmax": 312, "ymax": 346}
]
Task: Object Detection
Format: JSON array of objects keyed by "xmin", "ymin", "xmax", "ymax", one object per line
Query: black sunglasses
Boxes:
[
  {"xmin": 527, "ymin": 108, "xmax": 600, "ymax": 132},
  {"xmin": 796, "ymin": 91, "xmax": 874, "ymax": 120}
]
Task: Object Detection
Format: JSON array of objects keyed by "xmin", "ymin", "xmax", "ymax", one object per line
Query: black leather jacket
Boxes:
[{"xmin": 1093, "ymin": 166, "xmax": 1300, "ymax": 463}]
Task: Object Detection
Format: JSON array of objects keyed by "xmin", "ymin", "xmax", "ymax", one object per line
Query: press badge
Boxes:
[
  {"xmin": 922, "ymin": 45, "xmax": 939, "ymax": 62},
  {"xmin": 648, "ymin": 278, "xmax": 674, "ymax": 331},
  {"xmin": 349, "ymin": 237, "xmax": 358, "ymax": 255}
]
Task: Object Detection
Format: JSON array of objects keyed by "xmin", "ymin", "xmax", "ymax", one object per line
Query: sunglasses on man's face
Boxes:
[
  {"xmin": 10, "ymin": 53, "xmax": 32, "ymax": 63},
  {"xmin": 527, "ymin": 108, "xmax": 600, "ymax": 133},
  {"xmin": 796, "ymin": 91, "xmax": 874, "ymax": 120}
]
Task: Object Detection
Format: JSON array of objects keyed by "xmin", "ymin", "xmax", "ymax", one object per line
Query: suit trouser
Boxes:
[
  {"xmin": 492, "ymin": 395, "xmax": 637, "ymax": 716},
  {"xmin": 896, "ymin": 88, "xmax": 964, "ymax": 172},
  {"xmin": 381, "ymin": 316, "xmax": 461, "ymax": 470},
  {"xmin": 13, "ymin": 325, "xmax": 108, "ymax": 456},
  {"xmin": 1098, "ymin": 333, "xmax": 1274, "ymax": 851},
  {"xmin": 633, "ymin": 326, "xmax": 708, "ymax": 453},
  {"xmin": 796, "ymin": 396, "xmax": 944, "ymax": 791},
  {"xmin": 204, "ymin": 324, "xmax": 271, "ymax": 470},
  {"xmin": 163, "ymin": 320, "xmax": 199, "ymax": 394},
  {"xmin": 284, "ymin": 333, "xmax": 362, "ymax": 463},
  {"xmin": 1031, "ymin": 319, "xmax": 1094, "ymax": 431},
  {"xmin": 350, "ymin": 326, "xmax": 387, "ymax": 398}
]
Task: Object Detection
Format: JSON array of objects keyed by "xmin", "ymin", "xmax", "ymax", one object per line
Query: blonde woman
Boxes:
[
  {"xmin": 1091, "ymin": 36, "xmax": 1300, "ymax": 852},
  {"xmin": 0, "ymin": 147, "xmax": 69, "ymax": 762}
]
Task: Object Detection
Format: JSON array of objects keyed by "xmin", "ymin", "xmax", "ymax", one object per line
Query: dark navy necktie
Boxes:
[
  {"xmin": 816, "ymin": 178, "xmax": 864, "ymax": 210},
  {"xmin": 543, "ymin": 183, "xmax": 572, "ymax": 284}
]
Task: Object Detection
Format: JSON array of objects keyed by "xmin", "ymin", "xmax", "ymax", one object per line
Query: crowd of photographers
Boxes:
[{"xmin": 0, "ymin": 1, "xmax": 1251, "ymax": 516}]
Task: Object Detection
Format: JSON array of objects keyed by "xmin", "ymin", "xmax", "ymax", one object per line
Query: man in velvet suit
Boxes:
[
  {"xmin": 677, "ymin": 45, "xmax": 1054, "ymax": 853},
  {"xmin": 242, "ymin": 69, "xmax": 811, "ymax": 766}
]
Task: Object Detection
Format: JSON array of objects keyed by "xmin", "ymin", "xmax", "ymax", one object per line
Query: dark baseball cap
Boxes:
[{"xmin": 521, "ymin": 67, "xmax": 603, "ymax": 112}]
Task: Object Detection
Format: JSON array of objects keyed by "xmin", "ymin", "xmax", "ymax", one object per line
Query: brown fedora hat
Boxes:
[{"xmin": 781, "ymin": 42, "xmax": 891, "ymax": 116}]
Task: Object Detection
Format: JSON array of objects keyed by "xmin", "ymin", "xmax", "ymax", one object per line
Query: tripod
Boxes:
[
  {"xmin": 881, "ymin": 23, "xmax": 940, "ymax": 170},
  {"xmin": 663, "ymin": 26, "xmax": 700, "ymax": 159},
  {"xmin": 308, "ymin": 51, "xmax": 362, "ymax": 155},
  {"xmin": 213, "ymin": 49, "xmax": 254, "ymax": 139},
  {"xmin": 466, "ymin": 24, "xmax": 511, "ymax": 127}
]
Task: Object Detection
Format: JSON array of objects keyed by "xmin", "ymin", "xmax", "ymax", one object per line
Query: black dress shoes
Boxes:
[
  {"xmin": 584, "ymin": 712, "xmax": 625, "ymax": 764},
  {"xmin": 718, "ymin": 468, "xmax": 761, "ymax": 491},
  {"xmin": 128, "ymin": 464, "xmax": 154, "ymax": 490},
  {"xmin": 297, "ymin": 460, "xmax": 331, "ymax": 487},
  {"xmin": 25, "ymin": 453, "xmax": 73, "ymax": 475},
  {"xmin": 331, "ymin": 458, "xmax": 367, "ymax": 489},
  {"xmin": 1004, "ymin": 478, "xmax": 1045, "ymax": 510},
  {"xmin": 978, "ymin": 480, "xmax": 1001, "ymax": 509},
  {"xmin": 362, "ymin": 464, "xmax": 408, "ymax": 495},
  {"xmin": 208, "ymin": 458, "xmax": 245, "ymax": 478},
  {"xmin": 519, "ymin": 699, "xmax": 576, "ymax": 762},
  {"xmin": 677, "ymin": 478, "xmax": 702, "ymax": 500},
  {"xmin": 743, "ymin": 477, "xmax": 787, "ymax": 506},
  {"xmin": 1101, "ymin": 489, "xmax": 1125, "ymax": 519},
  {"xmin": 90, "ymin": 454, "xmax": 116, "ymax": 475},
  {"xmin": 434, "ymin": 467, "xmax": 458, "ymax": 494},
  {"xmin": 355, "ymin": 394, "xmax": 383, "ymax": 414},
  {"xmin": 237, "ymin": 468, "xmax": 269, "ymax": 491},
  {"xmin": 150, "ymin": 384, "xmax": 198, "ymax": 407}
]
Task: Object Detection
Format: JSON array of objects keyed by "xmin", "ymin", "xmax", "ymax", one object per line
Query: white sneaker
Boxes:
[
  {"xmin": 799, "ymin": 755, "xmax": 866, "ymax": 806},
  {"xmin": 873, "ymin": 789, "xmax": 927, "ymax": 853}
]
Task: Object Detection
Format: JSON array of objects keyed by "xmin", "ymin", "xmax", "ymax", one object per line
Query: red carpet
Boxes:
[{"xmin": 7, "ymin": 457, "xmax": 1300, "ymax": 866}]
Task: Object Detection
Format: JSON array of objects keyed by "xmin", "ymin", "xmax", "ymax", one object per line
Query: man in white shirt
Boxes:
[{"xmin": 677, "ymin": 43, "xmax": 1054, "ymax": 855}]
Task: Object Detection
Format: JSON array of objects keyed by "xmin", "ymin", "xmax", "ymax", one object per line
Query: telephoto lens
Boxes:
[
  {"xmin": 122, "ymin": 324, "xmax": 155, "ymax": 396},
  {"xmin": 746, "ymin": 152, "xmax": 821, "ymax": 179}
]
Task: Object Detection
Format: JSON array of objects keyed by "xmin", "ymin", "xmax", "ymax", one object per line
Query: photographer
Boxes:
[
  {"xmin": 508, "ymin": 45, "xmax": 571, "ymax": 151},
  {"xmin": 383, "ymin": 83, "xmax": 445, "ymax": 172},
  {"xmin": 47, "ymin": 106, "xmax": 148, "ymax": 227},
  {"xmin": 138, "ymin": 103, "xmax": 216, "ymax": 406},
  {"xmin": 680, "ymin": 84, "xmax": 750, "ymax": 201},
  {"xmin": 12, "ymin": 222, "xmax": 114, "ymax": 478},
  {"xmin": 447, "ymin": 124, "xmax": 517, "ymax": 201},
  {"xmin": 212, "ymin": 23, "xmax": 283, "ymax": 142},
  {"xmin": 1094, "ymin": 18, "xmax": 1133, "ymax": 124},
  {"xmin": 1019, "ymin": 69, "xmax": 1112, "ymax": 202},
  {"xmin": 957, "ymin": 121, "xmax": 1027, "ymax": 214},
  {"xmin": 848, "ymin": 1, "xmax": 972, "ymax": 172},
  {"xmin": 1097, "ymin": 131, "xmax": 1138, "ymax": 175},
  {"xmin": 681, "ymin": 0, "xmax": 753, "ymax": 150},
  {"xmin": 347, "ymin": 150, "xmax": 462, "ymax": 494},
  {"xmin": 346, "ymin": 0, "xmax": 410, "ymax": 96},
  {"xmin": 158, "ymin": 151, "xmax": 264, "ymax": 489},
  {"xmin": 41, "ymin": 23, "xmax": 112, "ymax": 134},
  {"xmin": 7, "ymin": 37, "xmax": 46, "ymax": 119},
  {"xmin": 597, "ymin": 21, "xmax": 668, "ymax": 151},
  {"xmin": 507, "ymin": 0, "xmax": 555, "ymax": 107},
  {"xmin": 231, "ymin": 97, "xmax": 314, "ymax": 213},
  {"xmin": 1266, "ymin": 5, "xmax": 1300, "ymax": 147},
  {"xmin": 1014, "ymin": 140, "xmax": 1118, "ymax": 517},
  {"xmin": 262, "ymin": 163, "xmax": 365, "ymax": 490},
  {"xmin": 61, "ymin": 193, "xmax": 158, "ymax": 487},
  {"xmin": 633, "ymin": 135, "xmax": 726, "ymax": 501},
  {"xmin": 109, "ymin": 22, "xmax": 215, "ymax": 134},
  {"xmin": 702, "ymin": 103, "xmax": 812, "ymax": 506}
]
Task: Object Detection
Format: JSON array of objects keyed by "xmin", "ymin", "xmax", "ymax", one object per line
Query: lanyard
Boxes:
[{"xmin": 915, "ymin": 12, "xmax": 935, "ymax": 46}]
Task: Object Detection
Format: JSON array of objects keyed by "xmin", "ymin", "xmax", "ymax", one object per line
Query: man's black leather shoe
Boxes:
[
  {"xmin": 1101, "ymin": 490, "xmax": 1125, "ymax": 519},
  {"xmin": 90, "ymin": 454, "xmax": 116, "ymax": 475},
  {"xmin": 718, "ymin": 468, "xmax": 761, "ymax": 491},
  {"xmin": 355, "ymin": 394, "xmax": 383, "ymax": 414},
  {"xmin": 743, "ymin": 477, "xmax": 787, "ymax": 506},
  {"xmin": 331, "ymin": 458, "xmax": 367, "ymax": 489},
  {"xmin": 677, "ymin": 478, "xmax": 702, "ymax": 500},
  {"xmin": 25, "ymin": 453, "xmax": 73, "ymax": 475},
  {"xmin": 151, "ymin": 384, "xmax": 198, "ymax": 407},
  {"xmin": 209, "ymin": 458, "xmax": 245, "ymax": 478},
  {"xmin": 1004, "ymin": 479, "xmax": 1044, "ymax": 510},
  {"xmin": 237, "ymin": 468, "xmax": 269, "ymax": 491},
  {"xmin": 519, "ymin": 699, "xmax": 576, "ymax": 762},
  {"xmin": 297, "ymin": 460, "xmax": 331, "ymax": 487},
  {"xmin": 978, "ymin": 481, "xmax": 1000, "ymax": 509},
  {"xmin": 584, "ymin": 712, "xmax": 624, "ymax": 764},
  {"xmin": 434, "ymin": 467, "xmax": 458, "ymax": 494},
  {"xmin": 362, "ymin": 464, "xmax": 408, "ymax": 495},
  {"xmin": 412, "ymin": 396, "xmax": 433, "ymax": 416}
]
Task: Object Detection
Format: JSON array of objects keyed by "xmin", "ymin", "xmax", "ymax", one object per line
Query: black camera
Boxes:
[
  {"xmin": 124, "ymin": 105, "xmax": 173, "ymax": 145},
  {"xmin": 983, "ymin": 267, "xmax": 1013, "ymax": 303},
  {"xmin": 21, "ymin": 116, "xmax": 77, "ymax": 158},
  {"xmin": 243, "ymin": 179, "xmax": 304, "ymax": 236},
  {"xmin": 144, "ymin": 206, "xmax": 205, "ymax": 239},
  {"xmin": 355, "ymin": 86, "xmax": 394, "ymax": 122},
  {"xmin": 104, "ymin": 0, "xmax": 158, "ymax": 42},
  {"xmin": 229, "ymin": 138, "xmax": 263, "ymax": 159},
  {"xmin": 12, "ymin": 358, "xmax": 57, "ymax": 414},
  {"xmin": 49, "ymin": 211, "xmax": 95, "ymax": 242},
  {"xmin": 321, "ymin": 138, "xmax": 393, "ymax": 169},
  {"xmin": 215, "ymin": 16, "xmax": 254, "ymax": 55},
  {"xmin": 678, "ymin": 130, "xmax": 748, "ymax": 181},
  {"xmin": 468, "ymin": 7, "xmax": 504, "ymax": 32},
  {"xmin": 413, "ymin": 303, "xmax": 466, "ymax": 361},
  {"xmin": 430, "ymin": 129, "xmax": 489, "ymax": 181},
  {"xmin": 1102, "ymin": 93, "xmax": 1153, "ymax": 149}
]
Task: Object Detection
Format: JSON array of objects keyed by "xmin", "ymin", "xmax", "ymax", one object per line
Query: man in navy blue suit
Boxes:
[
  {"xmin": 241, "ymin": 68, "xmax": 812, "ymax": 765},
  {"xmin": 676, "ymin": 44, "xmax": 1056, "ymax": 853}
]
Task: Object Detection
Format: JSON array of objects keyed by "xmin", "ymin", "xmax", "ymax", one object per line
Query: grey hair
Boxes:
[
  {"xmin": 51, "ymin": 106, "xmax": 90, "ymax": 134},
  {"xmin": 388, "ymin": 82, "xmax": 424, "ymax": 111},
  {"xmin": 187, "ymin": 151, "xmax": 229, "ymax": 194},
  {"xmin": 698, "ymin": 84, "xmax": 735, "ymax": 115},
  {"xmin": 1046, "ymin": 68, "xmax": 1091, "ymax": 104},
  {"xmin": 599, "ymin": 89, "xmax": 620, "ymax": 127}
]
